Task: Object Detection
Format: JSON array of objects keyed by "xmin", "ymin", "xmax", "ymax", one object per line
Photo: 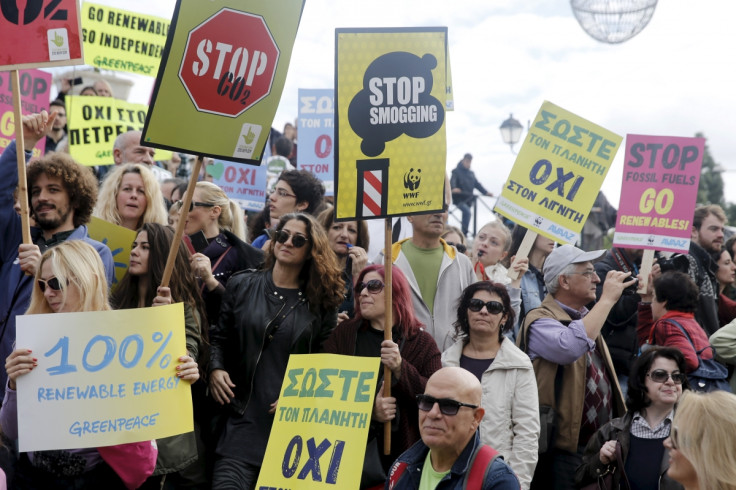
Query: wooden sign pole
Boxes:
[
  {"xmin": 12, "ymin": 70, "xmax": 31, "ymax": 245},
  {"xmin": 507, "ymin": 229, "xmax": 537, "ymax": 280},
  {"xmin": 383, "ymin": 218, "xmax": 393, "ymax": 455}
]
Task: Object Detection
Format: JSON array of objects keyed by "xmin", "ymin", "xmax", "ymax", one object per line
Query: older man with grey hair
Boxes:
[{"xmin": 517, "ymin": 244, "xmax": 635, "ymax": 490}]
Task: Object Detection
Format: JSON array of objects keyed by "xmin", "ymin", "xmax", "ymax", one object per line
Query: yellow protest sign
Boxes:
[
  {"xmin": 335, "ymin": 28, "xmax": 448, "ymax": 221},
  {"xmin": 256, "ymin": 354, "xmax": 379, "ymax": 490},
  {"xmin": 494, "ymin": 101, "xmax": 622, "ymax": 244},
  {"xmin": 87, "ymin": 217, "xmax": 137, "ymax": 288},
  {"xmin": 82, "ymin": 3, "xmax": 170, "ymax": 77},
  {"xmin": 16, "ymin": 303, "xmax": 192, "ymax": 452},
  {"xmin": 66, "ymin": 95, "xmax": 171, "ymax": 166}
]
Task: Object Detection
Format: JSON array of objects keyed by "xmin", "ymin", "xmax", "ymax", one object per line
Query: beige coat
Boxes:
[{"xmin": 442, "ymin": 336, "xmax": 539, "ymax": 490}]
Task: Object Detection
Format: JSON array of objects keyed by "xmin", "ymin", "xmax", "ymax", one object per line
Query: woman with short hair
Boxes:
[{"xmin": 93, "ymin": 163, "xmax": 167, "ymax": 230}]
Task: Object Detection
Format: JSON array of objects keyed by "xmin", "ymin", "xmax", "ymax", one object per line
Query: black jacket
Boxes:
[
  {"xmin": 209, "ymin": 269, "xmax": 337, "ymax": 415},
  {"xmin": 450, "ymin": 162, "xmax": 488, "ymax": 202}
]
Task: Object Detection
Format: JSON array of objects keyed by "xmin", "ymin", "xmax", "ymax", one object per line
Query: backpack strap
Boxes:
[
  {"xmin": 463, "ymin": 445, "xmax": 501, "ymax": 490},
  {"xmin": 667, "ymin": 318, "xmax": 715, "ymax": 357}
]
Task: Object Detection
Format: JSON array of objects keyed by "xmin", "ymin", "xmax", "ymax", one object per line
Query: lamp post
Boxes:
[{"xmin": 499, "ymin": 114, "xmax": 524, "ymax": 154}]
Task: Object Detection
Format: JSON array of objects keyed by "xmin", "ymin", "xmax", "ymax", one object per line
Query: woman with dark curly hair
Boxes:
[
  {"xmin": 576, "ymin": 347, "xmax": 688, "ymax": 490},
  {"xmin": 323, "ymin": 264, "xmax": 440, "ymax": 487},
  {"xmin": 441, "ymin": 281, "xmax": 539, "ymax": 489},
  {"xmin": 208, "ymin": 213, "xmax": 343, "ymax": 489}
]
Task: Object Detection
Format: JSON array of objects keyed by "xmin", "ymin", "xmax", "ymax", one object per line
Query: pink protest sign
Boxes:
[
  {"xmin": 0, "ymin": 69, "xmax": 51, "ymax": 157},
  {"xmin": 613, "ymin": 134, "xmax": 705, "ymax": 253}
]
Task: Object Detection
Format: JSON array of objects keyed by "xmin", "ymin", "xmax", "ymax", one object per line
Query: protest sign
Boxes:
[
  {"xmin": 613, "ymin": 134, "xmax": 704, "ymax": 253},
  {"xmin": 0, "ymin": 0, "xmax": 83, "ymax": 70},
  {"xmin": 142, "ymin": 0, "xmax": 305, "ymax": 164},
  {"xmin": 87, "ymin": 217, "xmax": 137, "ymax": 287},
  {"xmin": 0, "ymin": 69, "xmax": 51, "ymax": 157},
  {"xmin": 81, "ymin": 2, "xmax": 170, "ymax": 77},
  {"xmin": 494, "ymin": 101, "xmax": 622, "ymax": 245},
  {"xmin": 207, "ymin": 159, "xmax": 268, "ymax": 211},
  {"xmin": 335, "ymin": 28, "xmax": 448, "ymax": 220},
  {"xmin": 256, "ymin": 354, "xmax": 379, "ymax": 490},
  {"xmin": 16, "ymin": 303, "xmax": 192, "ymax": 451},
  {"xmin": 298, "ymin": 89, "xmax": 334, "ymax": 195}
]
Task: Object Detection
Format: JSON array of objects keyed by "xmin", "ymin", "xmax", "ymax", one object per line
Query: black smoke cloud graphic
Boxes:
[{"xmin": 348, "ymin": 52, "xmax": 445, "ymax": 157}]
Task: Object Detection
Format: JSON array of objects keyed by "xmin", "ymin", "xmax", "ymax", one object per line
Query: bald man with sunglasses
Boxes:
[{"xmin": 386, "ymin": 367, "xmax": 519, "ymax": 489}]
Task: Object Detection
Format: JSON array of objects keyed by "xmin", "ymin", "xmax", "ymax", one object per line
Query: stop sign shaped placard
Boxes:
[{"xmin": 178, "ymin": 8, "xmax": 280, "ymax": 118}]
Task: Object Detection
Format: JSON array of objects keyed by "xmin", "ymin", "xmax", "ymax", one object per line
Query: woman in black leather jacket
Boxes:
[{"xmin": 208, "ymin": 212, "xmax": 344, "ymax": 489}]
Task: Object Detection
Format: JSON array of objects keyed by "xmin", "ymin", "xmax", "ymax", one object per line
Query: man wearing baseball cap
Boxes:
[{"xmin": 517, "ymin": 244, "xmax": 636, "ymax": 490}]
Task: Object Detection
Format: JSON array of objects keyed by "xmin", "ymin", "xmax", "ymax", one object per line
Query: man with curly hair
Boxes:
[{"xmin": 0, "ymin": 110, "xmax": 113, "ymax": 401}]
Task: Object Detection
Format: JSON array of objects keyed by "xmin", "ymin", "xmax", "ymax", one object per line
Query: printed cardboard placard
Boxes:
[
  {"xmin": 0, "ymin": 69, "xmax": 52, "ymax": 157},
  {"xmin": 298, "ymin": 88, "xmax": 335, "ymax": 195},
  {"xmin": 81, "ymin": 2, "xmax": 170, "ymax": 77},
  {"xmin": 335, "ymin": 27, "xmax": 448, "ymax": 220},
  {"xmin": 256, "ymin": 354, "xmax": 379, "ymax": 490},
  {"xmin": 613, "ymin": 134, "xmax": 704, "ymax": 253},
  {"xmin": 141, "ymin": 0, "xmax": 305, "ymax": 164},
  {"xmin": 87, "ymin": 217, "xmax": 137, "ymax": 288},
  {"xmin": 207, "ymin": 159, "xmax": 268, "ymax": 212},
  {"xmin": 494, "ymin": 101, "xmax": 622, "ymax": 245},
  {"xmin": 16, "ymin": 303, "xmax": 192, "ymax": 451},
  {"xmin": 0, "ymin": 0, "xmax": 83, "ymax": 70}
]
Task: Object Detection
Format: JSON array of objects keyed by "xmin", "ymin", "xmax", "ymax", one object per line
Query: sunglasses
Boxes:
[
  {"xmin": 468, "ymin": 298, "xmax": 505, "ymax": 314},
  {"xmin": 176, "ymin": 200, "xmax": 215, "ymax": 213},
  {"xmin": 446, "ymin": 241, "xmax": 467, "ymax": 253},
  {"xmin": 355, "ymin": 279, "xmax": 385, "ymax": 295},
  {"xmin": 416, "ymin": 394, "xmax": 478, "ymax": 416},
  {"xmin": 275, "ymin": 230, "xmax": 309, "ymax": 248},
  {"xmin": 37, "ymin": 276, "xmax": 64, "ymax": 293},
  {"xmin": 647, "ymin": 369, "xmax": 686, "ymax": 385}
]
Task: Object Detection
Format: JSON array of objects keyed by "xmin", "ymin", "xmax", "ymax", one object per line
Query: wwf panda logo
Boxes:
[{"xmin": 403, "ymin": 168, "xmax": 422, "ymax": 191}]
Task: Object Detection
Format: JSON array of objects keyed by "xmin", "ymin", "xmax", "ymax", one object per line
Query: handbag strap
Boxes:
[
  {"xmin": 613, "ymin": 441, "xmax": 631, "ymax": 490},
  {"xmin": 667, "ymin": 318, "xmax": 715, "ymax": 357}
]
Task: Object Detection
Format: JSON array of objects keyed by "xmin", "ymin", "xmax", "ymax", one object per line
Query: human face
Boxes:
[
  {"xmin": 692, "ymin": 213, "xmax": 724, "ymax": 253},
  {"xmin": 328, "ymin": 221, "xmax": 358, "ymax": 256},
  {"xmin": 651, "ymin": 295, "xmax": 666, "ymax": 321},
  {"xmin": 129, "ymin": 231, "xmax": 150, "ymax": 276},
  {"xmin": 31, "ymin": 173, "xmax": 74, "ymax": 232},
  {"xmin": 644, "ymin": 357, "xmax": 683, "ymax": 411},
  {"xmin": 419, "ymin": 372, "xmax": 481, "ymax": 456},
  {"xmin": 183, "ymin": 189, "xmax": 215, "ymax": 235},
  {"xmin": 716, "ymin": 250, "xmax": 736, "ymax": 288},
  {"xmin": 269, "ymin": 181, "xmax": 303, "ymax": 220},
  {"xmin": 562, "ymin": 262, "xmax": 600, "ymax": 304},
  {"xmin": 467, "ymin": 290, "xmax": 506, "ymax": 340},
  {"xmin": 116, "ymin": 173, "xmax": 147, "ymax": 229},
  {"xmin": 117, "ymin": 132, "xmax": 155, "ymax": 166},
  {"xmin": 50, "ymin": 107, "xmax": 66, "ymax": 131},
  {"xmin": 40, "ymin": 259, "xmax": 80, "ymax": 313},
  {"xmin": 410, "ymin": 211, "xmax": 447, "ymax": 240},
  {"xmin": 472, "ymin": 225, "xmax": 508, "ymax": 267},
  {"xmin": 358, "ymin": 271, "xmax": 386, "ymax": 323},
  {"xmin": 93, "ymin": 80, "xmax": 113, "ymax": 97},
  {"xmin": 462, "ymin": 157, "xmax": 472, "ymax": 169},
  {"xmin": 534, "ymin": 235, "xmax": 556, "ymax": 255},
  {"xmin": 664, "ymin": 429, "xmax": 698, "ymax": 489},
  {"xmin": 274, "ymin": 219, "xmax": 310, "ymax": 267}
]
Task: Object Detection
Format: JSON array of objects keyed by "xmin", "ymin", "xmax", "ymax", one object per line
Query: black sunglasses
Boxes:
[
  {"xmin": 416, "ymin": 394, "xmax": 478, "ymax": 416},
  {"xmin": 468, "ymin": 298, "xmax": 505, "ymax": 314},
  {"xmin": 647, "ymin": 369, "xmax": 686, "ymax": 385},
  {"xmin": 176, "ymin": 200, "xmax": 215, "ymax": 213},
  {"xmin": 446, "ymin": 241, "xmax": 467, "ymax": 253},
  {"xmin": 37, "ymin": 276, "xmax": 64, "ymax": 293},
  {"xmin": 275, "ymin": 230, "xmax": 309, "ymax": 248},
  {"xmin": 355, "ymin": 279, "xmax": 385, "ymax": 295}
]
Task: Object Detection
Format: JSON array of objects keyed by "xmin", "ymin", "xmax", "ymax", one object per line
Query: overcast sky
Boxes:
[{"xmin": 78, "ymin": 0, "xmax": 736, "ymax": 221}]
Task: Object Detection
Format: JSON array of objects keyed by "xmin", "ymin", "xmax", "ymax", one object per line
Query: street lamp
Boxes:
[
  {"xmin": 570, "ymin": 0, "xmax": 658, "ymax": 44},
  {"xmin": 499, "ymin": 114, "xmax": 524, "ymax": 154}
]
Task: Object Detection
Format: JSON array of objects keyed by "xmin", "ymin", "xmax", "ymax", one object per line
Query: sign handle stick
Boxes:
[
  {"xmin": 161, "ymin": 155, "xmax": 203, "ymax": 287},
  {"xmin": 636, "ymin": 249, "xmax": 655, "ymax": 294},
  {"xmin": 12, "ymin": 70, "xmax": 31, "ymax": 245},
  {"xmin": 507, "ymin": 230, "xmax": 537, "ymax": 280},
  {"xmin": 383, "ymin": 218, "xmax": 393, "ymax": 455}
]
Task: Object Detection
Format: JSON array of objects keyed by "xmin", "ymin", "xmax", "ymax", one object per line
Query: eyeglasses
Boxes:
[
  {"xmin": 37, "ymin": 276, "xmax": 64, "ymax": 293},
  {"xmin": 416, "ymin": 394, "xmax": 478, "ymax": 416},
  {"xmin": 275, "ymin": 230, "xmax": 309, "ymax": 248},
  {"xmin": 468, "ymin": 298, "xmax": 505, "ymax": 314},
  {"xmin": 446, "ymin": 241, "xmax": 467, "ymax": 253},
  {"xmin": 647, "ymin": 369, "xmax": 686, "ymax": 385},
  {"xmin": 355, "ymin": 279, "xmax": 385, "ymax": 295},
  {"xmin": 565, "ymin": 270, "xmax": 597, "ymax": 279},
  {"xmin": 670, "ymin": 426, "xmax": 679, "ymax": 449},
  {"xmin": 176, "ymin": 200, "xmax": 215, "ymax": 212},
  {"xmin": 270, "ymin": 188, "xmax": 297, "ymax": 199}
]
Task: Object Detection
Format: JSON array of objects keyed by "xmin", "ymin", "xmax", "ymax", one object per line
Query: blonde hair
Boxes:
[
  {"xmin": 194, "ymin": 181, "xmax": 246, "ymax": 241},
  {"xmin": 474, "ymin": 220, "xmax": 512, "ymax": 252},
  {"xmin": 93, "ymin": 164, "xmax": 167, "ymax": 229},
  {"xmin": 673, "ymin": 390, "xmax": 736, "ymax": 490},
  {"xmin": 27, "ymin": 241, "xmax": 111, "ymax": 314}
]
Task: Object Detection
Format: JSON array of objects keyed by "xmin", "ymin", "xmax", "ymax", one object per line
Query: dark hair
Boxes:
[
  {"xmin": 453, "ymin": 281, "xmax": 515, "ymax": 342},
  {"xmin": 265, "ymin": 213, "xmax": 344, "ymax": 312},
  {"xmin": 27, "ymin": 152, "xmax": 98, "ymax": 228},
  {"xmin": 49, "ymin": 98, "xmax": 65, "ymax": 110},
  {"xmin": 274, "ymin": 136, "xmax": 294, "ymax": 158},
  {"xmin": 654, "ymin": 271, "xmax": 698, "ymax": 313},
  {"xmin": 626, "ymin": 346, "xmax": 690, "ymax": 412},
  {"xmin": 693, "ymin": 204, "xmax": 726, "ymax": 231},
  {"xmin": 317, "ymin": 207, "xmax": 370, "ymax": 252},
  {"xmin": 171, "ymin": 182, "xmax": 188, "ymax": 202},
  {"xmin": 277, "ymin": 170, "xmax": 325, "ymax": 215},
  {"xmin": 503, "ymin": 223, "xmax": 529, "ymax": 267},
  {"xmin": 724, "ymin": 237, "xmax": 736, "ymax": 261}
]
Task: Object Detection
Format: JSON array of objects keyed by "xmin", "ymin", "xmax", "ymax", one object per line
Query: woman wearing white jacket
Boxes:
[{"xmin": 442, "ymin": 281, "xmax": 540, "ymax": 489}]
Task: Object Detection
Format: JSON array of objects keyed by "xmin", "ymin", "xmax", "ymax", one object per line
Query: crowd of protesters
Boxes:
[{"xmin": 1, "ymin": 108, "xmax": 735, "ymax": 490}]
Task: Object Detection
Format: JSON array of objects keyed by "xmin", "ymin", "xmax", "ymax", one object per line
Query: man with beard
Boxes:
[{"xmin": 0, "ymin": 111, "xmax": 113, "ymax": 402}]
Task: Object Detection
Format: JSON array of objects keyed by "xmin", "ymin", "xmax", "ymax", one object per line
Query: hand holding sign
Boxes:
[
  {"xmin": 5, "ymin": 348, "xmax": 36, "ymax": 391},
  {"xmin": 22, "ymin": 110, "xmax": 56, "ymax": 149}
]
